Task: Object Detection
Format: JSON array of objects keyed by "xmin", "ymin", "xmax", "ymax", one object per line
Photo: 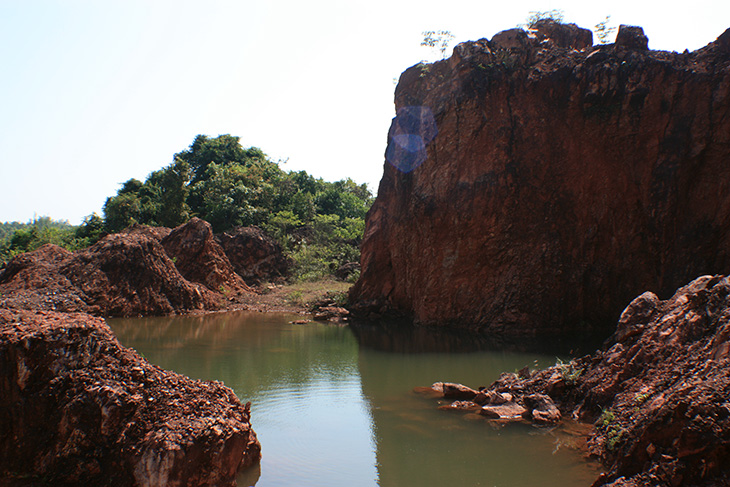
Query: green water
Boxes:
[{"xmin": 108, "ymin": 312, "xmax": 602, "ymax": 487}]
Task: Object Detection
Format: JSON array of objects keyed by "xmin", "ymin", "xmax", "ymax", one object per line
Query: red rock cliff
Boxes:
[{"xmin": 350, "ymin": 23, "xmax": 730, "ymax": 338}]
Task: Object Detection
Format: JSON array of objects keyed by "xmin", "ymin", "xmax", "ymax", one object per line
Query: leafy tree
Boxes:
[
  {"xmin": 523, "ymin": 9, "xmax": 565, "ymax": 28},
  {"xmin": 594, "ymin": 16, "xmax": 617, "ymax": 44},
  {"xmin": 96, "ymin": 134, "xmax": 375, "ymax": 280},
  {"xmin": 75, "ymin": 213, "xmax": 106, "ymax": 242},
  {"xmin": 103, "ymin": 190, "xmax": 143, "ymax": 233},
  {"xmin": 147, "ymin": 158, "xmax": 191, "ymax": 227},
  {"xmin": 0, "ymin": 217, "xmax": 91, "ymax": 264},
  {"xmin": 175, "ymin": 134, "xmax": 267, "ymax": 184},
  {"xmin": 421, "ymin": 30, "xmax": 455, "ymax": 59}
]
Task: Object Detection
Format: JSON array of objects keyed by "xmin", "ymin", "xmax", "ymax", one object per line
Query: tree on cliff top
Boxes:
[
  {"xmin": 523, "ymin": 9, "xmax": 565, "ymax": 28},
  {"xmin": 421, "ymin": 30, "xmax": 455, "ymax": 60},
  {"xmin": 594, "ymin": 16, "xmax": 617, "ymax": 44}
]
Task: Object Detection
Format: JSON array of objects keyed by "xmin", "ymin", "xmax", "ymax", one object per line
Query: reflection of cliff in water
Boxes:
[
  {"xmin": 354, "ymin": 330, "xmax": 603, "ymax": 487},
  {"xmin": 349, "ymin": 319, "xmax": 604, "ymax": 355}
]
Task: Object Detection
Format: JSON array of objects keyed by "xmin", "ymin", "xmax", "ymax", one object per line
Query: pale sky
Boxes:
[{"xmin": 1, "ymin": 0, "xmax": 728, "ymax": 224}]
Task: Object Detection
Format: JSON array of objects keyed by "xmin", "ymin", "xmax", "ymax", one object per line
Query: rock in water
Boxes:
[
  {"xmin": 350, "ymin": 24, "xmax": 730, "ymax": 338},
  {"xmin": 0, "ymin": 309, "xmax": 261, "ymax": 486}
]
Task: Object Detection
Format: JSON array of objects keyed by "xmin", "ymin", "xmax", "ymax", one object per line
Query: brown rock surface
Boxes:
[
  {"xmin": 531, "ymin": 19, "xmax": 593, "ymax": 50},
  {"xmin": 0, "ymin": 309, "xmax": 260, "ymax": 486},
  {"xmin": 216, "ymin": 226, "xmax": 291, "ymax": 284},
  {"xmin": 121, "ymin": 223, "xmax": 172, "ymax": 241},
  {"xmin": 615, "ymin": 25, "xmax": 649, "ymax": 50},
  {"xmin": 0, "ymin": 234, "xmax": 220, "ymax": 317},
  {"xmin": 431, "ymin": 381, "xmax": 479, "ymax": 400},
  {"xmin": 0, "ymin": 219, "xmax": 263, "ymax": 318},
  {"xmin": 351, "ymin": 24, "xmax": 730, "ymax": 338},
  {"xmin": 64, "ymin": 232, "xmax": 220, "ymax": 316},
  {"xmin": 162, "ymin": 218, "xmax": 252, "ymax": 295},
  {"xmin": 479, "ymin": 402, "xmax": 528, "ymax": 421}
]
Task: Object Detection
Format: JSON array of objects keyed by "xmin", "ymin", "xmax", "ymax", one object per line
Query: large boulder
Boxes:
[
  {"xmin": 615, "ymin": 25, "xmax": 649, "ymax": 50},
  {"xmin": 216, "ymin": 226, "xmax": 291, "ymax": 284},
  {"xmin": 161, "ymin": 218, "xmax": 252, "ymax": 295},
  {"xmin": 0, "ymin": 309, "xmax": 261, "ymax": 486},
  {"xmin": 350, "ymin": 23, "xmax": 730, "ymax": 339}
]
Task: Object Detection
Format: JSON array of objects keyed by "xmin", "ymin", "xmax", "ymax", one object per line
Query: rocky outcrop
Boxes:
[
  {"xmin": 161, "ymin": 218, "xmax": 252, "ymax": 295},
  {"xmin": 350, "ymin": 22, "xmax": 730, "ymax": 338},
  {"xmin": 0, "ymin": 309, "xmax": 260, "ymax": 486},
  {"xmin": 121, "ymin": 223, "xmax": 172, "ymax": 242},
  {"xmin": 216, "ymin": 226, "xmax": 291, "ymax": 284},
  {"xmin": 0, "ymin": 219, "xmax": 260, "ymax": 317},
  {"xmin": 424, "ymin": 275, "xmax": 730, "ymax": 486},
  {"xmin": 65, "ymin": 233, "xmax": 221, "ymax": 316},
  {"xmin": 0, "ymin": 236, "xmax": 218, "ymax": 317}
]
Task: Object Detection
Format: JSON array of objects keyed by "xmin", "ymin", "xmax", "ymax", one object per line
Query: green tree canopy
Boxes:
[{"xmin": 98, "ymin": 134, "xmax": 375, "ymax": 280}]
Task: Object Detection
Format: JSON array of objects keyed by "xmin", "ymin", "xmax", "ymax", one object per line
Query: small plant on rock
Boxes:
[
  {"xmin": 555, "ymin": 357, "xmax": 584, "ymax": 385},
  {"xmin": 598, "ymin": 408, "xmax": 615, "ymax": 428}
]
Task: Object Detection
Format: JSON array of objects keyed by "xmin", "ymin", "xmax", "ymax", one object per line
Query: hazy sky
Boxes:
[{"xmin": 2, "ymin": 0, "xmax": 728, "ymax": 224}]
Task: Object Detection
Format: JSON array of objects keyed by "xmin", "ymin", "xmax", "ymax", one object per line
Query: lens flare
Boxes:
[{"xmin": 386, "ymin": 106, "xmax": 438, "ymax": 173}]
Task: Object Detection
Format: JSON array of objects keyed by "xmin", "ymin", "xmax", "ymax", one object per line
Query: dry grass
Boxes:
[{"xmin": 232, "ymin": 278, "xmax": 351, "ymax": 313}]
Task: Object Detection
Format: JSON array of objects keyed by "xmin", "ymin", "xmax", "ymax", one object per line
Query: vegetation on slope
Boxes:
[{"xmin": 1, "ymin": 135, "xmax": 374, "ymax": 282}]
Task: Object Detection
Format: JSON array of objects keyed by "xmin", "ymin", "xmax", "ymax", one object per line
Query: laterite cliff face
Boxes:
[{"xmin": 351, "ymin": 23, "xmax": 730, "ymax": 337}]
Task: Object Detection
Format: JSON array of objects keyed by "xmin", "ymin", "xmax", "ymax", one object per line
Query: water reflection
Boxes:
[
  {"xmin": 109, "ymin": 313, "xmax": 601, "ymax": 487},
  {"xmin": 349, "ymin": 319, "xmax": 606, "ymax": 356},
  {"xmin": 110, "ymin": 313, "xmax": 378, "ymax": 487}
]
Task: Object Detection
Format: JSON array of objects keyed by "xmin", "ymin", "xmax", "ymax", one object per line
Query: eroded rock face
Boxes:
[
  {"xmin": 162, "ymin": 218, "xmax": 252, "ymax": 295},
  {"xmin": 351, "ymin": 24, "xmax": 730, "ymax": 338},
  {"xmin": 216, "ymin": 226, "xmax": 291, "ymax": 284},
  {"xmin": 0, "ymin": 309, "xmax": 261, "ymax": 486},
  {"xmin": 574, "ymin": 275, "xmax": 730, "ymax": 486}
]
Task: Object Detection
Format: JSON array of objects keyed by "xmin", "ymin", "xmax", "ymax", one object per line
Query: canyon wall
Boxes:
[{"xmin": 351, "ymin": 22, "xmax": 730, "ymax": 338}]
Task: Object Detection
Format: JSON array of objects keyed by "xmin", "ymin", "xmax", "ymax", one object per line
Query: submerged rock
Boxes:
[
  {"xmin": 479, "ymin": 402, "xmax": 528, "ymax": 421},
  {"xmin": 522, "ymin": 393, "xmax": 561, "ymax": 425},
  {"xmin": 0, "ymin": 309, "xmax": 261, "ymax": 486},
  {"xmin": 431, "ymin": 382, "xmax": 479, "ymax": 401}
]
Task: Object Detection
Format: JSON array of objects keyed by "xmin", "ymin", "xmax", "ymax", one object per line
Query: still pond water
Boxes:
[{"xmin": 108, "ymin": 312, "xmax": 602, "ymax": 487}]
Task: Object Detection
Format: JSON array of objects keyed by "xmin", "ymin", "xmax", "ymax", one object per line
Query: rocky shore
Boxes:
[
  {"xmin": 0, "ymin": 218, "xmax": 294, "ymax": 485},
  {"xmin": 422, "ymin": 275, "xmax": 730, "ymax": 486},
  {"xmin": 0, "ymin": 309, "xmax": 261, "ymax": 486}
]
